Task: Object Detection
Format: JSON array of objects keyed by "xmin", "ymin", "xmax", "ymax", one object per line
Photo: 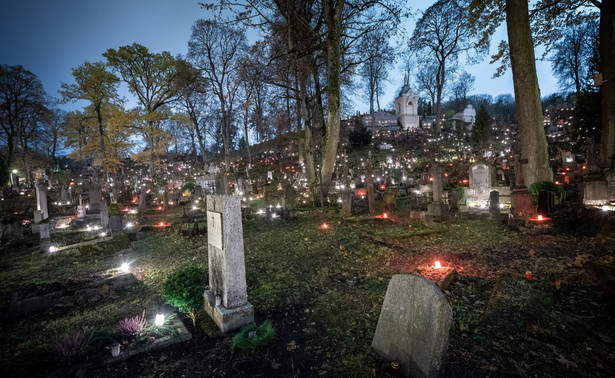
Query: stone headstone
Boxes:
[
  {"xmin": 39, "ymin": 222, "xmax": 51, "ymax": 240},
  {"xmin": 89, "ymin": 184, "xmax": 102, "ymax": 212},
  {"xmin": 267, "ymin": 171, "xmax": 273, "ymax": 181},
  {"xmin": 537, "ymin": 191, "xmax": 555, "ymax": 215},
  {"xmin": 35, "ymin": 182, "xmax": 49, "ymax": 220},
  {"xmin": 512, "ymin": 187, "xmax": 534, "ymax": 217},
  {"xmin": 489, "ymin": 190, "xmax": 500, "ymax": 213},
  {"xmin": 431, "ymin": 164, "xmax": 442, "ymax": 203},
  {"xmin": 448, "ymin": 191, "xmax": 459, "ymax": 212},
  {"xmin": 341, "ymin": 190, "xmax": 352, "ymax": 216},
  {"xmin": 109, "ymin": 215, "xmax": 123, "ymax": 236},
  {"xmin": 100, "ymin": 199, "xmax": 109, "ymax": 230},
  {"xmin": 60, "ymin": 188, "xmax": 69, "ymax": 203},
  {"xmin": 34, "ymin": 210, "xmax": 42, "ymax": 224},
  {"xmin": 372, "ymin": 274, "xmax": 452, "ymax": 378},
  {"xmin": 469, "ymin": 164, "xmax": 491, "ymax": 192},
  {"xmin": 204, "ymin": 195, "xmax": 254, "ymax": 333},
  {"xmin": 582, "ymin": 181, "xmax": 609, "ymax": 205},
  {"xmin": 76, "ymin": 205, "xmax": 86, "ymax": 218}
]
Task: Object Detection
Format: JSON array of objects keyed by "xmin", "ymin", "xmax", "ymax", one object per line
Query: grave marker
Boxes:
[
  {"xmin": 372, "ymin": 274, "xmax": 452, "ymax": 378},
  {"xmin": 204, "ymin": 195, "xmax": 254, "ymax": 333}
]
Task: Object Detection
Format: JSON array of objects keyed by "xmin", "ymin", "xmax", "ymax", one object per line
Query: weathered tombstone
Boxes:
[
  {"xmin": 537, "ymin": 191, "xmax": 555, "ymax": 215},
  {"xmin": 35, "ymin": 181, "xmax": 49, "ymax": 220},
  {"xmin": 60, "ymin": 187, "xmax": 69, "ymax": 203},
  {"xmin": 76, "ymin": 205, "xmax": 86, "ymax": 218},
  {"xmin": 427, "ymin": 164, "xmax": 448, "ymax": 217},
  {"xmin": 372, "ymin": 274, "xmax": 452, "ymax": 378},
  {"xmin": 33, "ymin": 210, "xmax": 42, "ymax": 224},
  {"xmin": 100, "ymin": 199, "xmax": 109, "ymax": 230},
  {"xmin": 204, "ymin": 195, "xmax": 254, "ymax": 333},
  {"xmin": 448, "ymin": 191, "xmax": 459, "ymax": 213},
  {"xmin": 489, "ymin": 190, "xmax": 500, "ymax": 213},
  {"xmin": 511, "ymin": 159, "xmax": 535, "ymax": 217},
  {"xmin": 469, "ymin": 164, "xmax": 491, "ymax": 193},
  {"xmin": 582, "ymin": 181, "xmax": 609, "ymax": 205},
  {"xmin": 39, "ymin": 222, "xmax": 51, "ymax": 240},
  {"xmin": 89, "ymin": 184, "xmax": 102, "ymax": 212}
]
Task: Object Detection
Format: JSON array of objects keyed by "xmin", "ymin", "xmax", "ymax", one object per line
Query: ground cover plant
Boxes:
[{"xmin": 0, "ymin": 202, "xmax": 614, "ymax": 377}]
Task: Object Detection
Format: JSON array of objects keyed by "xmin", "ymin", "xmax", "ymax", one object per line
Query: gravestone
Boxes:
[
  {"xmin": 372, "ymin": 274, "xmax": 452, "ymax": 378},
  {"xmin": 427, "ymin": 164, "xmax": 448, "ymax": 217},
  {"xmin": 89, "ymin": 184, "xmax": 102, "ymax": 212},
  {"xmin": 489, "ymin": 191, "xmax": 500, "ymax": 214},
  {"xmin": 469, "ymin": 164, "xmax": 491, "ymax": 193},
  {"xmin": 39, "ymin": 222, "xmax": 51, "ymax": 240},
  {"xmin": 76, "ymin": 205, "xmax": 86, "ymax": 218},
  {"xmin": 35, "ymin": 182, "xmax": 49, "ymax": 220},
  {"xmin": 100, "ymin": 199, "xmax": 109, "ymax": 230},
  {"xmin": 582, "ymin": 181, "xmax": 609, "ymax": 205},
  {"xmin": 537, "ymin": 191, "xmax": 555, "ymax": 215},
  {"xmin": 204, "ymin": 195, "xmax": 254, "ymax": 333},
  {"xmin": 448, "ymin": 191, "xmax": 459, "ymax": 213},
  {"xmin": 109, "ymin": 215, "xmax": 123, "ymax": 236},
  {"xmin": 511, "ymin": 159, "xmax": 534, "ymax": 217},
  {"xmin": 34, "ymin": 210, "xmax": 42, "ymax": 224},
  {"xmin": 194, "ymin": 185, "xmax": 203, "ymax": 198},
  {"xmin": 60, "ymin": 188, "xmax": 69, "ymax": 203}
]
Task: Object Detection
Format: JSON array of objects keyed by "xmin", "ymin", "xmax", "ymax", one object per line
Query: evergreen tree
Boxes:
[{"xmin": 472, "ymin": 103, "xmax": 491, "ymax": 150}]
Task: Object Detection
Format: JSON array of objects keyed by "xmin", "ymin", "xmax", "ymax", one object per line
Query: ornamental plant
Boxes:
[
  {"xmin": 115, "ymin": 310, "xmax": 148, "ymax": 340},
  {"xmin": 231, "ymin": 320, "xmax": 275, "ymax": 350},
  {"xmin": 161, "ymin": 266, "xmax": 205, "ymax": 326},
  {"xmin": 51, "ymin": 327, "xmax": 93, "ymax": 357}
]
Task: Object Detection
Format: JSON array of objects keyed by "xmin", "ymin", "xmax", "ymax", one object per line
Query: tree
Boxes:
[
  {"xmin": 470, "ymin": 0, "xmax": 552, "ymax": 185},
  {"xmin": 204, "ymin": 0, "xmax": 405, "ymax": 197},
  {"xmin": 451, "ymin": 71, "xmax": 475, "ymax": 111},
  {"xmin": 62, "ymin": 110, "xmax": 90, "ymax": 164},
  {"xmin": 359, "ymin": 27, "xmax": 395, "ymax": 134},
  {"xmin": 104, "ymin": 44, "xmax": 179, "ymax": 177},
  {"xmin": 188, "ymin": 21, "xmax": 246, "ymax": 184},
  {"xmin": 410, "ymin": 0, "xmax": 481, "ymax": 129},
  {"xmin": 550, "ymin": 19, "xmax": 598, "ymax": 96},
  {"xmin": 472, "ymin": 103, "xmax": 491, "ymax": 150},
  {"xmin": 174, "ymin": 58, "xmax": 210, "ymax": 163},
  {"xmin": 60, "ymin": 61, "xmax": 120, "ymax": 179},
  {"xmin": 0, "ymin": 65, "xmax": 48, "ymax": 167}
]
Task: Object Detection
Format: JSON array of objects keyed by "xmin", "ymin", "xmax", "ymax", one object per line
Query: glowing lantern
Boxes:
[
  {"xmin": 155, "ymin": 313, "xmax": 165, "ymax": 326},
  {"xmin": 49, "ymin": 246, "xmax": 58, "ymax": 253},
  {"xmin": 120, "ymin": 262, "xmax": 130, "ymax": 273},
  {"xmin": 537, "ymin": 215, "xmax": 544, "ymax": 221},
  {"xmin": 383, "ymin": 213, "xmax": 389, "ymax": 218},
  {"xmin": 434, "ymin": 261, "xmax": 442, "ymax": 269},
  {"xmin": 320, "ymin": 222, "xmax": 329, "ymax": 229}
]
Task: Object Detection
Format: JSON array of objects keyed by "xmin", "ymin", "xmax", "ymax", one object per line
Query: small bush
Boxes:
[
  {"xmin": 232, "ymin": 320, "xmax": 275, "ymax": 350},
  {"xmin": 528, "ymin": 181, "xmax": 564, "ymax": 203},
  {"xmin": 108, "ymin": 203, "xmax": 122, "ymax": 216},
  {"xmin": 162, "ymin": 266, "xmax": 206, "ymax": 325},
  {"xmin": 115, "ymin": 310, "xmax": 148, "ymax": 340},
  {"xmin": 51, "ymin": 327, "xmax": 93, "ymax": 357}
]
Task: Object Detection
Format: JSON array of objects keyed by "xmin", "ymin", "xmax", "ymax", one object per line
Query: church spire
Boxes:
[{"xmin": 404, "ymin": 72, "xmax": 408, "ymax": 86}]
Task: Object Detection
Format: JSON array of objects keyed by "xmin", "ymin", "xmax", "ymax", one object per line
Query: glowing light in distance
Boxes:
[
  {"xmin": 120, "ymin": 262, "xmax": 130, "ymax": 273},
  {"xmin": 434, "ymin": 261, "xmax": 442, "ymax": 269},
  {"xmin": 155, "ymin": 313, "xmax": 165, "ymax": 326}
]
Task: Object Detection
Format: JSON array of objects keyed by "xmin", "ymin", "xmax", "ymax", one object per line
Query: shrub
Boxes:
[
  {"xmin": 452, "ymin": 186, "xmax": 465, "ymax": 204},
  {"xmin": 162, "ymin": 266, "xmax": 205, "ymax": 326},
  {"xmin": 232, "ymin": 320, "xmax": 275, "ymax": 350},
  {"xmin": 108, "ymin": 203, "xmax": 122, "ymax": 216},
  {"xmin": 528, "ymin": 181, "xmax": 564, "ymax": 204},
  {"xmin": 51, "ymin": 327, "xmax": 93, "ymax": 357},
  {"xmin": 115, "ymin": 310, "xmax": 148, "ymax": 340}
]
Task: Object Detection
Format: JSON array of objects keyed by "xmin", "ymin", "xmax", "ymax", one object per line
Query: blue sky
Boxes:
[{"xmin": 0, "ymin": 0, "xmax": 558, "ymax": 115}]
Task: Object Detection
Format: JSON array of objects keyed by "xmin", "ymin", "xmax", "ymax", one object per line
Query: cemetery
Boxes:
[{"xmin": 1, "ymin": 0, "xmax": 615, "ymax": 377}]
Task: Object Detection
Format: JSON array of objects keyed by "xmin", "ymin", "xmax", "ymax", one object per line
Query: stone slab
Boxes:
[{"xmin": 372, "ymin": 274, "xmax": 452, "ymax": 378}]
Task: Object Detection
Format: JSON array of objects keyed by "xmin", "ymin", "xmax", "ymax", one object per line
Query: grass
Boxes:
[{"xmin": 1, "ymin": 202, "xmax": 614, "ymax": 376}]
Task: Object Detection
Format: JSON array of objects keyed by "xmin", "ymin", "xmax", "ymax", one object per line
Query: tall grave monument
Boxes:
[{"xmin": 204, "ymin": 195, "xmax": 254, "ymax": 332}]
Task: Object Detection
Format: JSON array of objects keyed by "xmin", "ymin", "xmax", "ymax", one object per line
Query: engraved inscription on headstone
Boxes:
[{"xmin": 207, "ymin": 211, "xmax": 223, "ymax": 250}]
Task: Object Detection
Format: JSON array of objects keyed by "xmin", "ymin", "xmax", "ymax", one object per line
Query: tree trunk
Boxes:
[
  {"xmin": 244, "ymin": 93, "xmax": 252, "ymax": 180},
  {"xmin": 600, "ymin": 1, "xmax": 615, "ymax": 169},
  {"xmin": 320, "ymin": 0, "xmax": 344, "ymax": 198},
  {"xmin": 506, "ymin": 0, "xmax": 552, "ymax": 185},
  {"xmin": 300, "ymin": 77, "xmax": 316, "ymax": 185},
  {"xmin": 96, "ymin": 106, "xmax": 108, "ymax": 181}
]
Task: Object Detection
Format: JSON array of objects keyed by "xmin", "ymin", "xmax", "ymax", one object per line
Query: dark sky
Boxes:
[{"xmin": 0, "ymin": 0, "xmax": 558, "ymax": 114}]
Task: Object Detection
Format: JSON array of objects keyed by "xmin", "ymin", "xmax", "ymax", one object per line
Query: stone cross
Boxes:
[
  {"xmin": 35, "ymin": 181, "xmax": 49, "ymax": 220},
  {"xmin": 204, "ymin": 195, "xmax": 254, "ymax": 333}
]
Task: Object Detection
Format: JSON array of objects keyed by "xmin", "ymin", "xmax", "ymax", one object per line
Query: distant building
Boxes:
[
  {"xmin": 361, "ymin": 111, "xmax": 398, "ymax": 130},
  {"xmin": 394, "ymin": 74, "xmax": 420, "ymax": 130}
]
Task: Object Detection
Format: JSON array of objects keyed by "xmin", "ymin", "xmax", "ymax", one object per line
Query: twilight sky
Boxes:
[{"xmin": 0, "ymin": 0, "xmax": 559, "ymax": 116}]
